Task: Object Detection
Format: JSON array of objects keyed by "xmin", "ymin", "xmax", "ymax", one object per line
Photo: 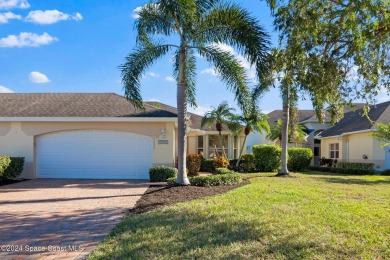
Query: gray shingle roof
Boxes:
[
  {"xmin": 145, "ymin": 101, "xmax": 222, "ymax": 131},
  {"xmin": 320, "ymin": 101, "xmax": 390, "ymax": 137},
  {"xmin": 267, "ymin": 110, "xmax": 330, "ymax": 124},
  {"xmin": 0, "ymin": 93, "xmax": 177, "ymax": 118}
]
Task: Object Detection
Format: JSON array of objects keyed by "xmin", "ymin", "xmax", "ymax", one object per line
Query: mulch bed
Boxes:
[
  {"xmin": 129, "ymin": 180, "xmax": 249, "ymax": 214},
  {"xmin": 0, "ymin": 179, "xmax": 27, "ymax": 187}
]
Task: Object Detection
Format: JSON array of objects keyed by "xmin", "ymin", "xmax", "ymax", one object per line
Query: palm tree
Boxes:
[
  {"xmin": 267, "ymin": 119, "xmax": 307, "ymax": 145},
  {"xmin": 201, "ymin": 103, "xmax": 236, "ymax": 158},
  {"xmin": 233, "ymin": 105, "xmax": 270, "ymax": 168},
  {"xmin": 120, "ymin": 0, "xmax": 270, "ymax": 185},
  {"xmin": 372, "ymin": 123, "xmax": 390, "ymax": 148}
]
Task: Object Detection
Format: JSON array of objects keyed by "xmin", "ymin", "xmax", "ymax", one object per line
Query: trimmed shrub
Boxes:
[
  {"xmin": 308, "ymin": 165, "xmax": 375, "ymax": 175},
  {"xmin": 167, "ymin": 173, "xmax": 242, "ymax": 186},
  {"xmin": 320, "ymin": 157, "xmax": 335, "ymax": 167},
  {"xmin": 381, "ymin": 169, "xmax": 390, "ymax": 176},
  {"xmin": 166, "ymin": 177, "xmax": 176, "ymax": 186},
  {"xmin": 252, "ymin": 145, "xmax": 282, "ymax": 172},
  {"xmin": 287, "ymin": 148, "xmax": 313, "ymax": 171},
  {"xmin": 149, "ymin": 166, "xmax": 178, "ymax": 182},
  {"xmin": 186, "ymin": 154, "xmax": 202, "ymax": 176},
  {"xmin": 215, "ymin": 168, "xmax": 235, "ymax": 175},
  {"xmin": 241, "ymin": 154, "xmax": 255, "ymax": 172},
  {"xmin": 200, "ymin": 159, "xmax": 215, "ymax": 173},
  {"xmin": 0, "ymin": 156, "xmax": 11, "ymax": 179},
  {"xmin": 213, "ymin": 156, "xmax": 229, "ymax": 169},
  {"xmin": 337, "ymin": 162, "xmax": 375, "ymax": 171},
  {"xmin": 0, "ymin": 157, "xmax": 24, "ymax": 180}
]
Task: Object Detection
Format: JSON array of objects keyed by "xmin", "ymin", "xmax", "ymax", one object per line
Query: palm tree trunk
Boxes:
[
  {"xmin": 218, "ymin": 132, "xmax": 227, "ymax": 158},
  {"xmin": 277, "ymin": 87, "xmax": 289, "ymax": 176},
  {"xmin": 176, "ymin": 47, "xmax": 190, "ymax": 185},
  {"xmin": 236, "ymin": 135, "xmax": 247, "ymax": 168}
]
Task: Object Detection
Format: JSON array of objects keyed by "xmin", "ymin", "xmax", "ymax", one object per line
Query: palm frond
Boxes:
[
  {"xmin": 135, "ymin": 3, "xmax": 176, "ymax": 45},
  {"xmin": 119, "ymin": 42, "xmax": 171, "ymax": 109},
  {"xmin": 198, "ymin": 2, "xmax": 270, "ymax": 81},
  {"xmin": 198, "ymin": 46, "xmax": 250, "ymax": 109}
]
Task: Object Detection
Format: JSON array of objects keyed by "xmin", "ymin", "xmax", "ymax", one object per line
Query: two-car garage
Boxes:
[{"xmin": 36, "ymin": 130, "xmax": 153, "ymax": 179}]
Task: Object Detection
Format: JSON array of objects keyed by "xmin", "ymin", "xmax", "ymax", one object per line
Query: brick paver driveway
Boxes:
[{"xmin": 0, "ymin": 179, "xmax": 149, "ymax": 260}]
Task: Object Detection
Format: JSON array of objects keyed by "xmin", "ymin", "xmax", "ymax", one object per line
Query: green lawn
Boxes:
[{"xmin": 89, "ymin": 172, "xmax": 390, "ymax": 259}]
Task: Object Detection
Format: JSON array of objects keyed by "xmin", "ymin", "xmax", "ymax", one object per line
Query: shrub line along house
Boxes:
[{"xmin": 0, "ymin": 93, "xmax": 246, "ymax": 179}]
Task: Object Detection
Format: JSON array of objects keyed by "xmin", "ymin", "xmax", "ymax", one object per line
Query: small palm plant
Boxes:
[
  {"xmin": 120, "ymin": 0, "xmax": 270, "ymax": 185},
  {"xmin": 372, "ymin": 123, "xmax": 390, "ymax": 147},
  {"xmin": 231, "ymin": 105, "xmax": 270, "ymax": 168},
  {"xmin": 267, "ymin": 119, "xmax": 307, "ymax": 144},
  {"xmin": 201, "ymin": 103, "xmax": 237, "ymax": 158}
]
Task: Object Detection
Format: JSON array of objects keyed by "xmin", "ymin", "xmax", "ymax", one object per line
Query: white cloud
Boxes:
[
  {"xmin": 376, "ymin": 86, "xmax": 390, "ymax": 103},
  {"xmin": 0, "ymin": 85, "xmax": 14, "ymax": 93},
  {"xmin": 0, "ymin": 11, "xmax": 21, "ymax": 23},
  {"xmin": 28, "ymin": 71, "xmax": 50, "ymax": 83},
  {"xmin": 147, "ymin": 72, "xmax": 160, "ymax": 77},
  {"xmin": 132, "ymin": 6, "xmax": 142, "ymax": 19},
  {"xmin": 26, "ymin": 10, "xmax": 83, "ymax": 25},
  {"xmin": 211, "ymin": 42, "xmax": 234, "ymax": 54},
  {"xmin": 0, "ymin": 32, "xmax": 58, "ymax": 47},
  {"xmin": 0, "ymin": 0, "xmax": 30, "ymax": 10},
  {"xmin": 205, "ymin": 42, "xmax": 257, "ymax": 81},
  {"xmin": 188, "ymin": 105, "xmax": 212, "ymax": 116},
  {"xmin": 148, "ymin": 98, "xmax": 160, "ymax": 102},
  {"xmin": 201, "ymin": 67, "xmax": 218, "ymax": 77},
  {"xmin": 165, "ymin": 76, "xmax": 175, "ymax": 82}
]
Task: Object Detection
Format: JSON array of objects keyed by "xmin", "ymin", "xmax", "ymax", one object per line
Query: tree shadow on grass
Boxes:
[
  {"xmin": 317, "ymin": 177, "xmax": 390, "ymax": 185},
  {"xmin": 90, "ymin": 209, "xmax": 331, "ymax": 260}
]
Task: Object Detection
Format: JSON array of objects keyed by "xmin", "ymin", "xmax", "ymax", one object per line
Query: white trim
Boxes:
[
  {"xmin": 0, "ymin": 117, "xmax": 178, "ymax": 122},
  {"xmin": 318, "ymin": 129, "xmax": 375, "ymax": 139}
]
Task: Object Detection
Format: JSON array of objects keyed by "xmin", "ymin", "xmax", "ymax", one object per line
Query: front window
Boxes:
[
  {"xmin": 208, "ymin": 135, "xmax": 228, "ymax": 158},
  {"xmin": 329, "ymin": 143, "xmax": 339, "ymax": 159},
  {"xmin": 197, "ymin": 136, "xmax": 204, "ymax": 156}
]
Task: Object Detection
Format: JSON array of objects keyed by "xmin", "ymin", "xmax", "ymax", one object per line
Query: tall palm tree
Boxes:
[
  {"xmin": 120, "ymin": 0, "xmax": 270, "ymax": 185},
  {"xmin": 233, "ymin": 105, "xmax": 270, "ymax": 168},
  {"xmin": 201, "ymin": 103, "xmax": 236, "ymax": 158}
]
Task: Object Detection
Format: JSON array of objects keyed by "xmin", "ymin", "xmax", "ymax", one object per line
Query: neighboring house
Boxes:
[
  {"xmin": 0, "ymin": 93, "xmax": 245, "ymax": 180},
  {"xmin": 247, "ymin": 110, "xmax": 331, "ymax": 165},
  {"xmin": 247, "ymin": 103, "xmax": 366, "ymax": 165},
  {"xmin": 319, "ymin": 101, "xmax": 390, "ymax": 171}
]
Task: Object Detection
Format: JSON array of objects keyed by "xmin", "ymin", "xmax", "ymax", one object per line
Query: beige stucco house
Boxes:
[
  {"xmin": 319, "ymin": 101, "xmax": 390, "ymax": 171},
  {"xmin": 0, "ymin": 93, "xmax": 245, "ymax": 180}
]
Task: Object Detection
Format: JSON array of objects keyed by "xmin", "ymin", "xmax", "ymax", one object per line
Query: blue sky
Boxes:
[{"xmin": 0, "ymin": 0, "xmax": 373, "ymax": 115}]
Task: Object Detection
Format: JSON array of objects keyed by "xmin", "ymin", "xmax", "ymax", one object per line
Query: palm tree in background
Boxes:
[
  {"xmin": 201, "ymin": 103, "xmax": 237, "ymax": 158},
  {"xmin": 267, "ymin": 119, "xmax": 307, "ymax": 145},
  {"xmin": 120, "ymin": 0, "xmax": 270, "ymax": 185},
  {"xmin": 372, "ymin": 123, "xmax": 390, "ymax": 148},
  {"xmin": 233, "ymin": 104, "xmax": 270, "ymax": 168}
]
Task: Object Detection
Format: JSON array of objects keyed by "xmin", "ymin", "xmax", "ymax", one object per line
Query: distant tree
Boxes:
[
  {"xmin": 120, "ymin": 0, "xmax": 270, "ymax": 185},
  {"xmin": 260, "ymin": 0, "xmax": 390, "ymax": 176},
  {"xmin": 201, "ymin": 103, "xmax": 236, "ymax": 158},
  {"xmin": 372, "ymin": 123, "xmax": 390, "ymax": 148}
]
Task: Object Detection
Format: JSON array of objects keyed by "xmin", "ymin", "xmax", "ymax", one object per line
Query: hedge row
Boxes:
[
  {"xmin": 308, "ymin": 165, "xmax": 375, "ymax": 175},
  {"xmin": 0, "ymin": 157, "xmax": 24, "ymax": 180},
  {"xmin": 167, "ymin": 173, "xmax": 242, "ymax": 187},
  {"xmin": 336, "ymin": 162, "xmax": 375, "ymax": 171}
]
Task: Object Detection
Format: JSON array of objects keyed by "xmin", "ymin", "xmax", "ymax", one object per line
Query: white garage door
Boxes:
[{"xmin": 36, "ymin": 130, "xmax": 153, "ymax": 179}]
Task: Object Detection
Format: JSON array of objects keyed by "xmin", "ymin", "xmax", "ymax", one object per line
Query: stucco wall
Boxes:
[
  {"xmin": 0, "ymin": 121, "xmax": 176, "ymax": 179},
  {"xmin": 321, "ymin": 132, "xmax": 386, "ymax": 170}
]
